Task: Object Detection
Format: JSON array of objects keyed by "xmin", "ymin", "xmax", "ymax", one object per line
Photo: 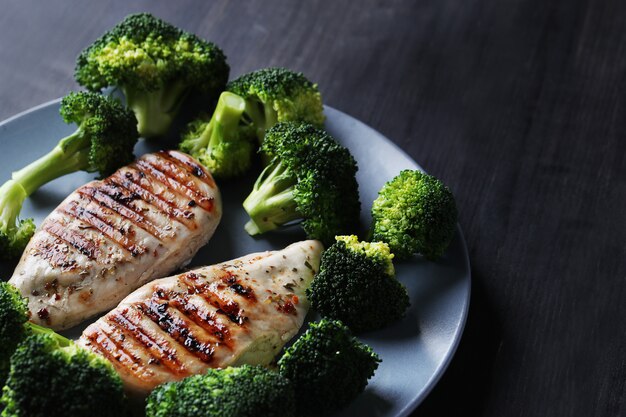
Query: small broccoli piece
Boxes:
[
  {"xmin": 75, "ymin": 13, "xmax": 229, "ymax": 138},
  {"xmin": 0, "ymin": 282, "xmax": 28, "ymax": 380},
  {"xmin": 371, "ymin": 170, "xmax": 458, "ymax": 260},
  {"xmin": 243, "ymin": 122, "xmax": 360, "ymax": 245},
  {"xmin": 179, "ymin": 92, "xmax": 255, "ymax": 178},
  {"xmin": 278, "ymin": 319, "xmax": 380, "ymax": 416},
  {"xmin": 307, "ymin": 235, "xmax": 410, "ymax": 333},
  {"xmin": 1, "ymin": 333, "xmax": 126, "ymax": 417},
  {"xmin": 226, "ymin": 67, "xmax": 325, "ymax": 144},
  {"xmin": 0, "ymin": 281, "xmax": 125, "ymax": 417},
  {"xmin": 0, "ymin": 180, "xmax": 35, "ymax": 260},
  {"xmin": 0, "ymin": 92, "xmax": 138, "ymax": 259},
  {"xmin": 179, "ymin": 68, "xmax": 324, "ymax": 178},
  {"xmin": 146, "ymin": 365, "xmax": 295, "ymax": 417},
  {"xmin": 0, "ymin": 282, "xmax": 68, "ymax": 382}
]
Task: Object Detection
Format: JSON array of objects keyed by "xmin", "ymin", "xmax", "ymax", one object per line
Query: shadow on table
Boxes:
[{"xmin": 412, "ymin": 267, "xmax": 501, "ymax": 416}]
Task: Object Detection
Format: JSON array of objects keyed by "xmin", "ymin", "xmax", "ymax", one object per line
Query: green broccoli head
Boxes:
[
  {"xmin": 0, "ymin": 180, "xmax": 35, "ymax": 260},
  {"xmin": 371, "ymin": 170, "xmax": 458, "ymax": 260},
  {"xmin": 278, "ymin": 319, "xmax": 380, "ymax": 416},
  {"xmin": 59, "ymin": 91, "xmax": 138, "ymax": 177},
  {"xmin": 0, "ymin": 92, "xmax": 137, "ymax": 260},
  {"xmin": 75, "ymin": 13, "xmax": 229, "ymax": 138},
  {"xmin": 0, "ymin": 282, "xmax": 28, "ymax": 380},
  {"xmin": 1, "ymin": 333, "xmax": 126, "ymax": 417},
  {"xmin": 146, "ymin": 365, "xmax": 295, "ymax": 417},
  {"xmin": 179, "ymin": 92, "xmax": 256, "ymax": 178},
  {"xmin": 179, "ymin": 68, "xmax": 325, "ymax": 178},
  {"xmin": 243, "ymin": 122, "xmax": 360, "ymax": 245},
  {"xmin": 11, "ymin": 91, "xmax": 138, "ymax": 196},
  {"xmin": 307, "ymin": 235, "xmax": 410, "ymax": 333},
  {"xmin": 227, "ymin": 67, "xmax": 325, "ymax": 142}
]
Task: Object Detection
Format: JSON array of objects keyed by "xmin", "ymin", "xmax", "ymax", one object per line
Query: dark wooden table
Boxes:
[{"xmin": 1, "ymin": 1, "xmax": 624, "ymax": 416}]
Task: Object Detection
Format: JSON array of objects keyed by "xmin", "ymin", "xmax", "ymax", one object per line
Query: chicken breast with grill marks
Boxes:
[
  {"xmin": 78, "ymin": 240, "xmax": 323, "ymax": 395},
  {"xmin": 9, "ymin": 150, "xmax": 222, "ymax": 330}
]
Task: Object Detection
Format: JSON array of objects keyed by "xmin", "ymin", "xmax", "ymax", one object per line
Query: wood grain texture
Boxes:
[{"xmin": 0, "ymin": 0, "xmax": 625, "ymax": 416}]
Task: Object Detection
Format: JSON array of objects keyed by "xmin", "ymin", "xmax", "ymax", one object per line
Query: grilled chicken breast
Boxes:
[
  {"xmin": 78, "ymin": 240, "xmax": 323, "ymax": 395},
  {"xmin": 9, "ymin": 150, "xmax": 222, "ymax": 330}
]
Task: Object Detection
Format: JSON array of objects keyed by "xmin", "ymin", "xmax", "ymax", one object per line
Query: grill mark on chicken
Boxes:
[
  {"xmin": 98, "ymin": 179, "xmax": 182, "ymax": 233},
  {"xmin": 151, "ymin": 152, "xmax": 208, "ymax": 185},
  {"xmin": 78, "ymin": 187, "xmax": 164, "ymax": 240},
  {"xmin": 133, "ymin": 159, "xmax": 214, "ymax": 213},
  {"xmin": 110, "ymin": 309, "xmax": 189, "ymax": 377},
  {"xmin": 61, "ymin": 200, "xmax": 145, "ymax": 258},
  {"xmin": 76, "ymin": 241, "xmax": 321, "ymax": 394},
  {"xmin": 94, "ymin": 326, "xmax": 141, "ymax": 365},
  {"xmin": 153, "ymin": 288, "xmax": 233, "ymax": 348},
  {"xmin": 137, "ymin": 299, "xmax": 215, "ymax": 363},
  {"xmin": 111, "ymin": 170, "xmax": 197, "ymax": 229},
  {"xmin": 41, "ymin": 222, "xmax": 98, "ymax": 259},
  {"xmin": 85, "ymin": 329, "xmax": 150, "ymax": 381},
  {"xmin": 142, "ymin": 154, "xmax": 215, "ymax": 211},
  {"xmin": 179, "ymin": 273, "xmax": 247, "ymax": 325},
  {"xmin": 161, "ymin": 151, "xmax": 216, "ymax": 188},
  {"xmin": 87, "ymin": 328, "xmax": 154, "ymax": 386},
  {"xmin": 219, "ymin": 271, "xmax": 257, "ymax": 302}
]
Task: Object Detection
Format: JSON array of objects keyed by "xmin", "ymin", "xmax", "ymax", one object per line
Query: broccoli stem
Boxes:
[
  {"xmin": 206, "ymin": 92, "xmax": 247, "ymax": 149},
  {"xmin": 243, "ymin": 99, "xmax": 277, "ymax": 144},
  {"xmin": 243, "ymin": 160, "xmax": 299, "ymax": 235},
  {"xmin": 123, "ymin": 81, "xmax": 189, "ymax": 138},
  {"xmin": 26, "ymin": 322, "xmax": 71, "ymax": 348},
  {"xmin": 0, "ymin": 180, "xmax": 28, "ymax": 232},
  {"xmin": 11, "ymin": 130, "xmax": 90, "ymax": 196}
]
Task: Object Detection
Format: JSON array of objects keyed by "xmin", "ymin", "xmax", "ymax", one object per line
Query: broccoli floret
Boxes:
[
  {"xmin": 0, "ymin": 181, "xmax": 35, "ymax": 260},
  {"xmin": 242, "ymin": 122, "xmax": 360, "ymax": 245},
  {"xmin": 146, "ymin": 365, "xmax": 295, "ymax": 417},
  {"xmin": 371, "ymin": 170, "xmax": 458, "ymax": 260},
  {"xmin": 307, "ymin": 235, "xmax": 410, "ymax": 333},
  {"xmin": 278, "ymin": 319, "xmax": 380, "ymax": 416},
  {"xmin": 75, "ymin": 13, "xmax": 229, "ymax": 138},
  {"xmin": 1, "ymin": 333, "xmax": 126, "ymax": 417},
  {"xmin": 179, "ymin": 92, "xmax": 255, "ymax": 178},
  {"xmin": 0, "ymin": 282, "xmax": 68, "ymax": 382},
  {"xmin": 0, "ymin": 281, "xmax": 126, "ymax": 417},
  {"xmin": 226, "ymin": 67, "xmax": 325, "ymax": 144},
  {"xmin": 179, "ymin": 68, "xmax": 324, "ymax": 178},
  {"xmin": 0, "ymin": 92, "xmax": 138, "ymax": 259},
  {"xmin": 0, "ymin": 282, "xmax": 29, "ymax": 380}
]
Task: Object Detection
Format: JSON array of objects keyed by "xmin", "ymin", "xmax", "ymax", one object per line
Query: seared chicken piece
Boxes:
[
  {"xmin": 78, "ymin": 240, "xmax": 323, "ymax": 395},
  {"xmin": 9, "ymin": 150, "xmax": 222, "ymax": 330}
]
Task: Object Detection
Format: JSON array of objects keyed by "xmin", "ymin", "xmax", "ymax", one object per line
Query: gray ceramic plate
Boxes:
[{"xmin": 0, "ymin": 100, "xmax": 470, "ymax": 417}]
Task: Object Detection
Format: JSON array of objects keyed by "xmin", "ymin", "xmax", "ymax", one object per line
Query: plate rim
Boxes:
[
  {"xmin": 325, "ymin": 106, "xmax": 471, "ymax": 416},
  {"xmin": 0, "ymin": 99, "xmax": 471, "ymax": 417}
]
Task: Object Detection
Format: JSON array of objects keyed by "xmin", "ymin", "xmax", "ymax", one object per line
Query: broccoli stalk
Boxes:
[
  {"xmin": 307, "ymin": 235, "xmax": 410, "ymax": 333},
  {"xmin": 242, "ymin": 122, "xmax": 360, "ymax": 245},
  {"xmin": 0, "ymin": 91, "xmax": 138, "ymax": 259},
  {"xmin": 75, "ymin": 13, "xmax": 229, "ymax": 138},
  {"xmin": 13, "ymin": 130, "xmax": 98, "ymax": 195},
  {"xmin": 0, "ymin": 181, "xmax": 35, "ymax": 260},
  {"xmin": 243, "ymin": 160, "xmax": 298, "ymax": 235},
  {"xmin": 277, "ymin": 319, "xmax": 380, "ymax": 416},
  {"xmin": 123, "ymin": 80, "xmax": 189, "ymax": 139},
  {"xmin": 179, "ymin": 92, "xmax": 255, "ymax": 178},
  {"xmin": 180, "ymin": 68, "xmax": 325, "ymax": 178}
]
